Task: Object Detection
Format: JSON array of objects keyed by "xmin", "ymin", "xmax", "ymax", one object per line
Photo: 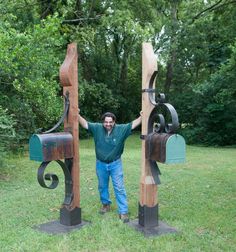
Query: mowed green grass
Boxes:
[{"xmin": 0, "ymin": 134, "xmax": 235, "ymax": 252}]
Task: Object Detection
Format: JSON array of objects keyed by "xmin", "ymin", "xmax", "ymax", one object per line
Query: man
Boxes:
[{"xmin": 78, "ymin": 110, "xmax": 142, "ymax": 223}]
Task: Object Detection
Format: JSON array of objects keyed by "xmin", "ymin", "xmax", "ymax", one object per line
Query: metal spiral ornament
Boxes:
[
  {"xmin": 147, "ymin": 71, "xmax": 179, "ymax": 134},
  {"xmin": 37, "ymin": 159, "xmax": 73, "ymax": 206}
]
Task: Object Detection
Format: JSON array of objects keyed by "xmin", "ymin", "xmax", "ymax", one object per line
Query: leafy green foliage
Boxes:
[
  {"xmin": 182, "ymin": 41, "xmax": 236, "ymax": 145},
  {"xmin": 0, "ymin": 15, "xmax": 67, "ymax": 145},
  {"xmin": 79, "ymin": 80, "xmax": 119, "ymax": 120},
  {"xmin": 0, "ymin": 106, "xmax": 16, "ymax": 165},
  {"xmin": 0, "ymin": 0, "xmax": 236, "ymax": 146},
  {"xmin": 78, "ymin": 80, "xmax": 119, "ymax": 138},
  {"xmin": 162, "ymin": 1, "xmax": 236, "ymax": 145}
]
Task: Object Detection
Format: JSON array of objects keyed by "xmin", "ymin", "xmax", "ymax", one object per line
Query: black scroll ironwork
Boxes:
[
  {"xmin": 144, "ymin": 70, "xmax": 179, "ymax": 134},
  {"xmin": 37, "ymin": 159, "xmax": 73, "ymax": 206},
  {"xmin": 42, "ymin": 91, "xmax": 70, "ymax": 134},
  {"xmin": 142, "ymin": 71, "xmax": 180, "ymax": 185},
  {"xmin": 35, "ymin": 90, "xmax": 74, "ymax": 207}
]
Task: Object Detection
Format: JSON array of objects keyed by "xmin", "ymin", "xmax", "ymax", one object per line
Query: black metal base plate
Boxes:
[
  {"xmin": 128, "ymin": 219, "xmax": 178, "ymax": 237},
  {"xmin": 34, "ymin": 220, "xmax": 90, "ymax": 234},
  {"xmin": 138, "ymin": 203, "xmax": 158, "ymax": 228},
  {"xmin": 60, "ymin": 206, "xmax": 81, "ymax": 226}
]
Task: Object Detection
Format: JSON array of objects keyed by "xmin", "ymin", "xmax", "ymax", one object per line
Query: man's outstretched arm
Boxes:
[
  {"xmin": 78, "ymin": 109, "xmax": 88, "ymax": 129},
  {"xmin": 131, "ymin": 111, "xmax": 143, "ymax": 130}
]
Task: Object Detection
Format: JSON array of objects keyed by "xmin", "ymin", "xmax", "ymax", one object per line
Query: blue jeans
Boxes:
[{"xmin": 96, "ymin": 159, "xmax": 128, "ymax": 214}]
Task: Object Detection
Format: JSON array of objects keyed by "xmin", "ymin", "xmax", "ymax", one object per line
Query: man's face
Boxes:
[{"xmin": 103, "ymin": 116, "xmax": 115, "ymax": 132}]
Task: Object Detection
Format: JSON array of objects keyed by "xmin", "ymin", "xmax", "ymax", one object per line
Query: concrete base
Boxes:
[
  {"xmin": 34, "ymin": 220, "xmax": 90, "ymax": 234},
  {"xmin": 128, "ymin": 219, "xmax": 177, "ymax": 237}
]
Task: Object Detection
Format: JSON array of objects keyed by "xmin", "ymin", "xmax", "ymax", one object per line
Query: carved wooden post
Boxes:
[
  {"xmin": 139, "ymin": 43, "xmax": 158, "ymax": 227},
  {"xmin": 59, "ymin": 42, "xmax": 81, "ymax": 225},
  {"xmin": 126, "ymin": 42, "xmax": 184, "ymax": 236}
]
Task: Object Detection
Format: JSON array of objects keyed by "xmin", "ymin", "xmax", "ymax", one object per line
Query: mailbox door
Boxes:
[
  {"xmin": 29, "ymin": 134, "xmax": 44, "ymax": 161},
  {"xmin": 165, "ymin": 134, "xmax": 185, "ymax": 164}
]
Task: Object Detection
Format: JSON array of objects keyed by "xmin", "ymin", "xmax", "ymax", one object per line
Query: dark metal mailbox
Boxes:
[
  {"xmin": 29, "ymin": 132, "xmax": 73, "ymax": 162},
  {"xmin": 146, "ymin": 133, "xmax": 185, "ymax": 164}
]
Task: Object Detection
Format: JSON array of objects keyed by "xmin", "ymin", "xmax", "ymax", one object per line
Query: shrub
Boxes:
[{"xmin": 0, "ymin": 106, "xmax": 16, "ymax": 166}]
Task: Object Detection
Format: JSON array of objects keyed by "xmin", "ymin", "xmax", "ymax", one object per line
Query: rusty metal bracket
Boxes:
[
  {"xmin": 142, "ymin": 88, "xmax": 156, "ymax": 93},
  {"xmin": 150, "ymin": 160, "xmax": 161, "ymax": 185}
]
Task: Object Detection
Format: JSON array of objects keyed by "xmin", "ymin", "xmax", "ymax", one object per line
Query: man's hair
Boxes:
[{"xmin": 101, "ymin": 112, "xmax": 116, "ymax": 122}]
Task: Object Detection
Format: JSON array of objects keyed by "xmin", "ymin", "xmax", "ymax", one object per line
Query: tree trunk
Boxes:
[{"xmin": 164, "ymin": 1, "xmax": 179, "ymax": 94}]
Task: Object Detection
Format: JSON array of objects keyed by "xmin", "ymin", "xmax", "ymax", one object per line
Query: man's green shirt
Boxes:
[{"xmin": 88, "ymin": 122, "xmax": 132, "ymax": 162}]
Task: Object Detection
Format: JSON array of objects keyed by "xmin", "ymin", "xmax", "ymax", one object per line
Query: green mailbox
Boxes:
[
  {"xmin": 146, "ymin": 133, "xmax": 185, "ymax": 164},
  {"xmin": 29, "ymin": 132, "xmax": 73, "ymax": 162}
]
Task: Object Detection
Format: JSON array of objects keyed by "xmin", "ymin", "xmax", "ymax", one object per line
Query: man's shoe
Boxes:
[
  {"xmin": 99, "ymin": 204, "xmax": 111, "ymax": 214},
  {"xmin": 119, "ymin": 214, "xmax": 129, "ymax": 223}
]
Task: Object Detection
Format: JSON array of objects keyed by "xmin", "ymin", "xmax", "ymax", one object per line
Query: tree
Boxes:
[
  {"xmin": 185, "ymin": 40, "xmax": 236, "ymax": 145},
  {"xmin": 0, "ymin": 106, "xmax": 16, "ymax": 165},
  {"xmin": 59, "ymin": 0, "xmax": 159, "ymax": 121},
  {"xmin": 1, "ymin": 0, "xmax": 236, "ymax": 147},
  {"xmin": 154, "ymin": 0, "xmax": 236, "ymax": 145},
  {"xmin": 0, "ymin": 15, "xmax": 67, "ymax": 144}
]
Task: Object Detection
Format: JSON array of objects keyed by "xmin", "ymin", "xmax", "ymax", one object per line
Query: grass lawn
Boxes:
[{"xmin": 0, "ymin": 134, "xmax": 235, "ymax": 252}]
